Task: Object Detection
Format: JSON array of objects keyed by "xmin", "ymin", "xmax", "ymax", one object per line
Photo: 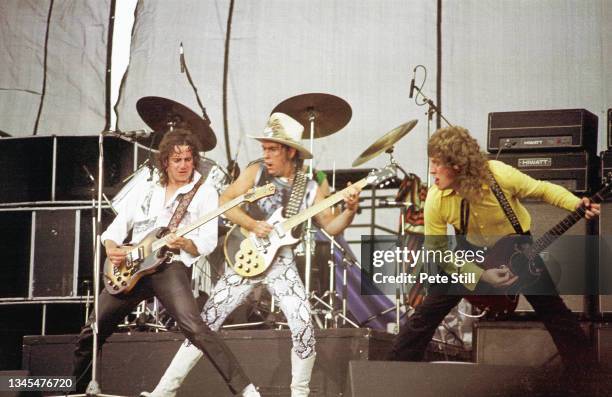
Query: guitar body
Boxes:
[
  {"xmin": 225, "ymin": 207, "xmax": 301, "ymax": 277},
  {"xmin": 465, "ymin": 234, "xmax": 544, "ymax": 316},
  {"xmin": 103, "ymin": 227, "xmax": 171, "ymax": 295}
]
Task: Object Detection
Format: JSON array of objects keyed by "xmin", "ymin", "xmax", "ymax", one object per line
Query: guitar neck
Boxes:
[
  {"xmin": 282, "ymin": 178, "xmax": 369, "ymax": 230},
  {"xmin": 152, "ymin": 194, "xmax": 245, "ymax": 252},
  {"xmin": 529, "ymin": 190, "xmax": 605, "ymax": 257}
]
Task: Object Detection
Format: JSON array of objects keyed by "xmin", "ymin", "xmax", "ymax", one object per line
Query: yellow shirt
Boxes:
[{"xmin": 423, "ymin": 160, "xmax": 581, "ymax": 290}]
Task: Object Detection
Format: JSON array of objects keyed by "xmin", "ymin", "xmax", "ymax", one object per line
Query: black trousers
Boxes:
[
  {"xmin": 72, "ymin": 261, "xmax": 250, "ymax": 394},
  {"xmin": 387, "ymin": 270, "xmax": 595, "ymax": 370}
]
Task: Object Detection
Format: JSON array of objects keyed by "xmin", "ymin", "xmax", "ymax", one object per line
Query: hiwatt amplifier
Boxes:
[
  {"xmin": 487, "ymin": 108, "xmax": 598, "ymax": 154},
  {"xmin": 489, "ymin": 151, "xmax": 598, "ymax": 194}
]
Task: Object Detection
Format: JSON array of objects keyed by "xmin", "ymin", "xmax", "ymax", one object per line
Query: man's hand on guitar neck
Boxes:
[
  {"xmin": 481, "ymin": 266, "xmax": 518, "ymax": 288},
  {"xmin": 578, "ymin": 197, "xmax": 600, "ymax": 220},
  {"xmin": 165, "ymin": 232, "xmax": 200, "ymax": 256}
]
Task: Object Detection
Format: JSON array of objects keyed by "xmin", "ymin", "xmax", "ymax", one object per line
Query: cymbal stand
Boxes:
[
  {"xmin": 324, "ymin": 162, "xmax": 337, "ymax": 328},
  {"xmin": 381, "ymin": 148, "xmax": 411, "ymax": 332},
  {"xmin": 303, "ymin": 108, "xmax": 316, "ymax": 295},
  {"xmin": 316, "ymin": 228, "xmax": 360, "ymax": 328}
]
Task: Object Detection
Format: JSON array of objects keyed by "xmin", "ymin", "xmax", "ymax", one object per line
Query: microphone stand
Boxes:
[
  {"xmin": 410, "ymin": 65, "xmax": 453, "ymax": 181},
  {"xmin": 71, "ymin": 132, "xmax": 120, "ymax": 397},
  {"xmin": 179, "ymin": 43, "xmax": 211, "ymax": 125}
]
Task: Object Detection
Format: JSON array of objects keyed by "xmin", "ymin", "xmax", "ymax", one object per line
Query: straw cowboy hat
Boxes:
[{"xmin": 249, "ymin": 112, "xmax": 313, "ymax": 159}]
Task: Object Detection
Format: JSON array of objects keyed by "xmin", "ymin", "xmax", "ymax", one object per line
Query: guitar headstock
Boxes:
[
  {"xmin": 244, "ymin": 183, "xmax": 276, "ymax": 203},
  {"xmin": 366, "ymin": 164, "xmax": 398, "ymax": 188}
]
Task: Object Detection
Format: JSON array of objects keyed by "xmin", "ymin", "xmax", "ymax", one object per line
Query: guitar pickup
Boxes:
[{"xmin": 274, "ymin": 224, "xmax": 286, "ymax": 238}]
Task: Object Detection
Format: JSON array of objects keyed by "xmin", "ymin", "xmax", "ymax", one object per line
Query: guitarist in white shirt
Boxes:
[
  {"xmin": 144, "ymin": 113, "xmax": 361, "ymax": 397},
  {"xmin": 72, "ymin": 129, "xmax": 260, "ymax": 397}
]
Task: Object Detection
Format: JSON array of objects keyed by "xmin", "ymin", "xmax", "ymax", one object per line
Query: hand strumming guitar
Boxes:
[
  {"xmin": 105, "ymin": 242, "xmax": 130, "ymax": 267},
  {"xmin": 480, "ymin": 266, "xmax": 518, "ymax": 288},
  {"xmin": 250, "ymin": 220, "xmax": 273, "ymax": 238}
]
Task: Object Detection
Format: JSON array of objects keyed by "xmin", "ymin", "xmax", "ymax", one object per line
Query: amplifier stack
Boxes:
[
  {"xmin": 487, "ymin": 108, "xmax": 600, "ymax": 319},
  {"xmin": 487, "ymin": 108, "xmax": 599, "ymax": 194}
]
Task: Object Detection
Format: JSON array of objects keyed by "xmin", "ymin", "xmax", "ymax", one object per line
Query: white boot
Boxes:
[
  {"xmin": 141, "ymin": 342, "xmax": 203, "ymax": 397},
  {"xmin": 290, "ymin": 350, "xmax": 316, "ymax": 397},
  {"xmin": 240, "ymin": 383, "xmax": 261, "ymax": 397}
]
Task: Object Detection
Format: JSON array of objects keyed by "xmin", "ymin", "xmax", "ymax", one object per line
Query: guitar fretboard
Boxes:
[{"xmin": 527, "ymin": 190, "xmax": 605, "ymax": 259}]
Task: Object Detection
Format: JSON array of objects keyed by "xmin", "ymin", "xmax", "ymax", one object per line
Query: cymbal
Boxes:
[
  {"xmin": 136, "ymin": 96, "xmax": 217, "ymax": 151},
  {"xmin": 352, "ymin": 120, "xmax": 418, "ymax": 167},
  {"xmin": 271, "ymin": 93, "xmax": 352, "ymax": 138}
]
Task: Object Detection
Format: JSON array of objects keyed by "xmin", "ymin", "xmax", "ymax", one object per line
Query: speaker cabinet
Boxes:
[
  {"xmin": 608, "ymin": 109, "xmax": 612, "ymax": 149},
  {"xmin": 0, "ymin": 370, "xmax": 30, "ymax": 397},
  {"xmin": 0, "ymin": 137, "xmax": 53, "ymax": 203},
  {"xmin": 474, "ymin": 321, "xmax": 592, "ymax": 367},
  {"xmin": 0, "ymin": 207, "xmax": 112, "ymax": 299},
  {"xmin": 596, "ymin": 323, "xmax": 612, "ymax": 370},
  {"xmin": 598, "ymin": 201, "xmax": 612, "ymax": 315},
  {"xmin": 23, "ymin": 329, "xmax": 393, "ymax": 397},
  {"xmin": 0, "ymin": 211, "xmax": 32, "ymax": 298},
  {"xmin": 516, "ymin": 201, "xmax": 594, "ymax": 314},
  {"xmin": 0, "ymin": 136, "xmax": 135, "ymax": 204},
  {"xmin": 346, "ymin": 361, "xmax": 560, "ymax": 397}
]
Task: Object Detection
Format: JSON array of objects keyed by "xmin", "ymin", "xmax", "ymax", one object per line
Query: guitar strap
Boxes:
[
  {"xmin": 167, "ymin": 176, "xmax": 205, "ymax": 231},
  {"xmin": 458, "ymin": 170, "xmax": 525, "ymax": 236},
  {"xmin": 283, "ymin": 166, "xmax": 308, "ymax": 219},
  {"xmin": 486, "ymin": 170, "xmax": 525, "ymax": 235}
]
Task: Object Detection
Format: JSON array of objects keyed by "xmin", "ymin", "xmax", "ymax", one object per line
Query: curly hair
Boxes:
[
  {"xmin": 156, "ymin": 128, "xmax": 201, "ymax": 186},
  {"xmin": 428, "ymin": 126, "xmax": 489, "ymax": 202}
]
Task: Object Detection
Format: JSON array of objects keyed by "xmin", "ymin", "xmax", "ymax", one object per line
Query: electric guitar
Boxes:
[
  {"xmin": 466, "ymin": 174, "xmax": 612, "ymax": 316},
  {"xmin": 103, "ymin": 183, "xmax": 276, "ymax": 295},
  {"xmin": 224, "ymin": 165, "xmax": 397, "ymax": 278}
]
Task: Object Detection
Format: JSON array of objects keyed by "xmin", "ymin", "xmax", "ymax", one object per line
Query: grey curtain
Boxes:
[{"xmin": 0, "ymin": 0, "xmax": 110, "ymax": 136}]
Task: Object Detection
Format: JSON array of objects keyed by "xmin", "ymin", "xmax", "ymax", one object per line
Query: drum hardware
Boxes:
[
  {"xmin": 352, "ymin": 119, "xmax": 425, "ymax": 329},
  {"xmin": 271, "ymin": 93, "xmax": 352, "ymax": 320},
  {"xmin": 117, "ymin": 298, "xmax": 169, "ymax": 332},
  {"xmin": 315, "ymin": 227, "xmax": 360, "ymax": 329}
]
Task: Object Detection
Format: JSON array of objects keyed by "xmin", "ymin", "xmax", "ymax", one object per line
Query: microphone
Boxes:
[
  {"xmin": 180, "ymin": 42, "xmax": 185, "ymax": 73},
  {"xmin": 82, "ymin": 165, "xmax": 96, "ymax": 184},
  {"xmin": 409, "ymin": 67, "xmax": 417, "ymax": 98}
]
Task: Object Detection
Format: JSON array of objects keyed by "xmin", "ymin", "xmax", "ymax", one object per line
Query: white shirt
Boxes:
[{"xmin": 101, "ymin": 170, "xmax": 218, "ymax": 266}]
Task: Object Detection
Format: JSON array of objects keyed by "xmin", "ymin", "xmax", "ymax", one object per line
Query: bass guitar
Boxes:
[
  {"xmin": 466, "ymin": 174, "xmax": 612, "ymax": 316},
  {"xmin": 224, "ymin": 165, "xmax": 397, "ymax": 278},
  {"xmin": 103, "ymin": 183, "xmax": 276, "ymax": 295}
]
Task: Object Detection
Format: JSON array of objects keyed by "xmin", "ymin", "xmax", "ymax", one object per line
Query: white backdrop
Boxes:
[
  {"xmin": 116, "ymin": 0, "xmax": 438, "ymax": 180},
  {"xmin": 441, "ymin": 0, "xmax": 611, "ymax": 152}
]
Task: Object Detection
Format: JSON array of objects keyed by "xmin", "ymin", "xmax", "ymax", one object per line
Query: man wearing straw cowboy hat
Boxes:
[{"xmin": 142, "ymin": 112, "xmax": 361, "ymax": 397}]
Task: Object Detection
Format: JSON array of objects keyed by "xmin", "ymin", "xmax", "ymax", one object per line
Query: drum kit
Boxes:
[{"xmin": 109, "ymin": 91, "xmax": 420, "ymax": 331}]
